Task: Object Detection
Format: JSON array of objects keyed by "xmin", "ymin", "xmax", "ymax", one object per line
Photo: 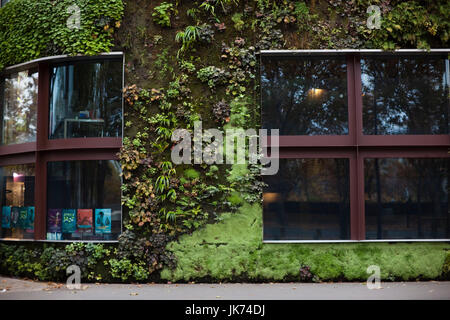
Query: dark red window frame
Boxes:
[
  {"xmin": 0, "ymin": 54, "xmax": 123, "ymax": 240},
  {"xmin": 262, "ymin": 50, "xmax": 450, "ymax": 241}
]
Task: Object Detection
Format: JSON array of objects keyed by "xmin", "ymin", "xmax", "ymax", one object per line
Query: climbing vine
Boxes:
[{"xmin": 0, "ymin": 0, "xmax": 124, "ymax": 70}]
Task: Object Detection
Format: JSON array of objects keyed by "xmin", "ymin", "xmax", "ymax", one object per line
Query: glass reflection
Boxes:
[
  {"xmin": 0, "ymin": 164, "xmax": 35, "ymax": 240},
  {"xmin": 1, "ymin": 69, "xmax": 38, "ymax": 145},
  {"xmin": 49, "ymin": 59, "xmax": 122, "ymax": 139},
  {"xmin": 365, "ymin": 158, "xmax": 449, "ymax": 239},
  {"xmin": 261, "ymin": 56, "xmax": 348, "ymax": 135},
  {"xmin": 362, "ymin": 55, "xmax": 449, "ymax": 135},
  {"xmin": 47, "ymin": 160, "xmax": 122, "ymax": 240},
  {"xmin": 263, "ymin": 158, "xmax": 350, "ymax": 240}
]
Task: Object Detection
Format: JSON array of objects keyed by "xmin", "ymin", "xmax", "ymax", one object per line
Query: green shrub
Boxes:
[
  {"xmin": 152, "ymin": 2, "xmax": 174, "ymax": 27},
  {"xmin": 197, "ymin": 66, "xmax": 230, "ymax": 89},
  {"xmin": 232, "ymin": 13, "xmax": 244, "ymax": 31}
]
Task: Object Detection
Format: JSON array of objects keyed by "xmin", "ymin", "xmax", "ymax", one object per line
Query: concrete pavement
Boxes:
[{"xmin": 0, "ymin": 276, "xmax": 449, "ymax": 300}]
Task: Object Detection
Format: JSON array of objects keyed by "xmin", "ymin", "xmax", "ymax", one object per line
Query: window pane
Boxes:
[
  {"xmin": 1, "ymin": 69, "xmax": 38, "ymax": 145},
  {"xmin": 49, "ymin": 59, "xmax": 123, "ymax": 139},
  {"xmin": 47, "ymin": 160, "xmax": 122, "ymax": 240},
  {"xmin": 261, "ymin": 56, "xmax": 348, "ymax": 135},
  {"xmin": 263, "ymin": 158, "xmax": 350, "ymax": 240},
  {"xmin": 362, "ymin": 55, "xmax": 449, "ymax": 135},
  {"xmin": 0, "ymin": 164, "xmax": 35, "ymax": 239},
  {"xmin": 365, "ymin": 158, "xmax": 449, "ymax": 239}
]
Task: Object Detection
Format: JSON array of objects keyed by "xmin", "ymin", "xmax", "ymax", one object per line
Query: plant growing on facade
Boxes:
[{"xmin": 152, "ymin": 2, "xmax": 175, "ymax": 27}]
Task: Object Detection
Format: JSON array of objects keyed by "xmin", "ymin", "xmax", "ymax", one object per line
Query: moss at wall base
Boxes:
[{"xmin": 161, "ymin": 203, "xmax": 450, "ymax": 282}]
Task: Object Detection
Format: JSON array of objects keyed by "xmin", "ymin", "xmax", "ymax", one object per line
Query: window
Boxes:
[
  {"xmin": 365, "ymin": 158, "xmax": 448, "ymax": 239},
  {"xmin": 0, "ymin": 0, "xmax": 10, "ymax": 8},
  {"xmin": 0, "ymin": 53, "xmax": 123, "ymax": 241},
  {"xmin": 0, "ymin": 164, "xmax": 35, "ymax": 239},
  {"xmin": 261, "ymin": 50, "xmax": 450, "ymax": 241},
  {"xmin": 47, "ymin": 160, "xmax": 122, "ymax": 240},
  {"xmin": 261, "ymin": 55, "xmax": 348, "ymax": 135},
  {"xmin": 264, "ymin": 158, "xmax": 350, "ymax": 240},
  {"xmin": 361, "ymin": 55, "xmax": 449, "ymax": 135},
  {"xmin": 49, "ymin": 60, "xmax": 123, "ymax": 139},
  {"xmin": 1, "ymin": 69, "xmax": 38, "ymax": 145}
]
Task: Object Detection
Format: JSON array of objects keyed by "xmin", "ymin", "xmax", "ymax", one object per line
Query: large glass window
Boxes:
[
  {"xmin": 46, "ymin": 160, "xmax": 122, "ymax": 240},
  {"xmin": 365, "ymin": 158, "xmax": 449, "ymax": 239},
  {"xmin": 263, "ymin": 158, "xmax": 350, "ymax": 240},
  {"xmin": 261, "ymin": 56, "xmax": 348, "ymax": 135},
  {"xmin": 261, "ymin": 51, "xmax": 449, "ymax": 241},
  {"xmin": 0, "ymin": 164, "xmax": 35, "ymax": 239},
  {"xmin": 0, "ymin": 54, "xmax": 123, "ymax": 242},
  {"xmin": 49, "ymin": 59, "xmax": 123, "ymax": 139},
  {"xmin": 1, "ymin": 69, "xmax": 38, "ymax": 145},
  {"xmin": 361, "ymin": 55, "xmax": 449, "ymax": 135}
]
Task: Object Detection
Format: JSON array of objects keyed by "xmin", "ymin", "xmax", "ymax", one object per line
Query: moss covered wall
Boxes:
[
  {"xmin": 161, "ymin": 203, "xmax": 449, "ymax": 281},
  {"xmin": 0, "ymin": 0, "xmax": 449, "ymax": 282}
]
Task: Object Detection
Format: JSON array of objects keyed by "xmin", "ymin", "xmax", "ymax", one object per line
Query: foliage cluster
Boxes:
[
  {"xmin": 0, "ymin": 0, "xmax": 124, "ymax": 70},
  {"xmin": 152, "ymin": 2, "xmax": 175, "ymax": 27}
]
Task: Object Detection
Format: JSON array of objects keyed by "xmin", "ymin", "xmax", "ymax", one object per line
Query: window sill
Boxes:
[
  {"xmin": 263, "ymin": 239, "xmax": 450, "ymax": 243},
  {"xmin": 0, "ymin": 238, "xmax": 119, "ymax": 243}
]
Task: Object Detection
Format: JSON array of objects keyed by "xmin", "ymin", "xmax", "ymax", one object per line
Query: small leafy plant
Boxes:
[
  {"xmin": 152, "ymin": 2, "xmax": 174, "ymax": 27},
  {"xmin": 197, "ymin": 66, "xmax": 230, "ymax": 89}
]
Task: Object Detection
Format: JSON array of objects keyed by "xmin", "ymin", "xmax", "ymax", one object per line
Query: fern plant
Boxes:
[{"xmin": 175, "ymin": 25, "xmax": 201, "ymax": 57}]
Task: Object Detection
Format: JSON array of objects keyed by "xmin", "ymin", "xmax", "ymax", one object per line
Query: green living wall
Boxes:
[{"xmin": 0, "ymin": 0, "xmax": 449, "ymax": 282}]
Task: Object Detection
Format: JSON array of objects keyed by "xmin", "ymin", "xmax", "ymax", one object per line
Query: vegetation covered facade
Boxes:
[{"xmin": 0, "ymin": 0, "xmax": 449, "ymax": 282}]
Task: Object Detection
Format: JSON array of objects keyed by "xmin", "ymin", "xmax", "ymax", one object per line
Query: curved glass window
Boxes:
[
  {"xmin": 1, "ymin": 69, "xmax": 38, "ymax": 145},
  {"xmin": 46, "ymin": 160, "xmax": 122, "ymax": 240},
  {"xmin": 49, "ymin": 59, "xmax": 123, "ymax": 139},
  {"xmin": 0, "ymin": 164, "xmax": 35, "ymax": 240}
]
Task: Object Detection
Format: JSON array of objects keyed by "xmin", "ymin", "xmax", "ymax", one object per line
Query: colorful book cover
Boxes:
[
  {"xmin": 95, "ymin": 209, "xmax": 111, "ymax": 234},
  {"xmin": 1, "ymin": 206, "xmax": 11, "ymax": 229},
  {"xmin": 25, "ymin": 206, "xmax": 35, "ymax": 231},
  {"xmin": 77, "ymin": 209, "xmax": 93, "ymax": 233},
  {"xmin": 11, "ymin": 207, "xmax": 20, "ymax": 228},
  {"xmin": 62, "ymin": 209, "xmax": 77, "ymax": 233},
  {"xmin": 17, "ymin": 207, "xmax": 28, "ymax": 229},
  {"xmin": 47, "ymin": 208, "xmax": 62, "ymax": 233}
]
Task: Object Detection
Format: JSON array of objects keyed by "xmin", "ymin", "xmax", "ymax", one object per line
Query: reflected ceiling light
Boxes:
[
  {"xmin": 263, "ymin": 192, "xmax": 281, "ymax": 203},
  {"xmin": 13, "ymin": 172, "xmax": 24, "ymax": 182},
  {"xmin": 308, "ymin": 88, "xmax": 324, "ymax": 98}
]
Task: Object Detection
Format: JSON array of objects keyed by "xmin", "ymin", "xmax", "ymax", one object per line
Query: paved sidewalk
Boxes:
[{"xmin": 0, "ymin": 276, "xmax": 449, "ymax": 300}]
